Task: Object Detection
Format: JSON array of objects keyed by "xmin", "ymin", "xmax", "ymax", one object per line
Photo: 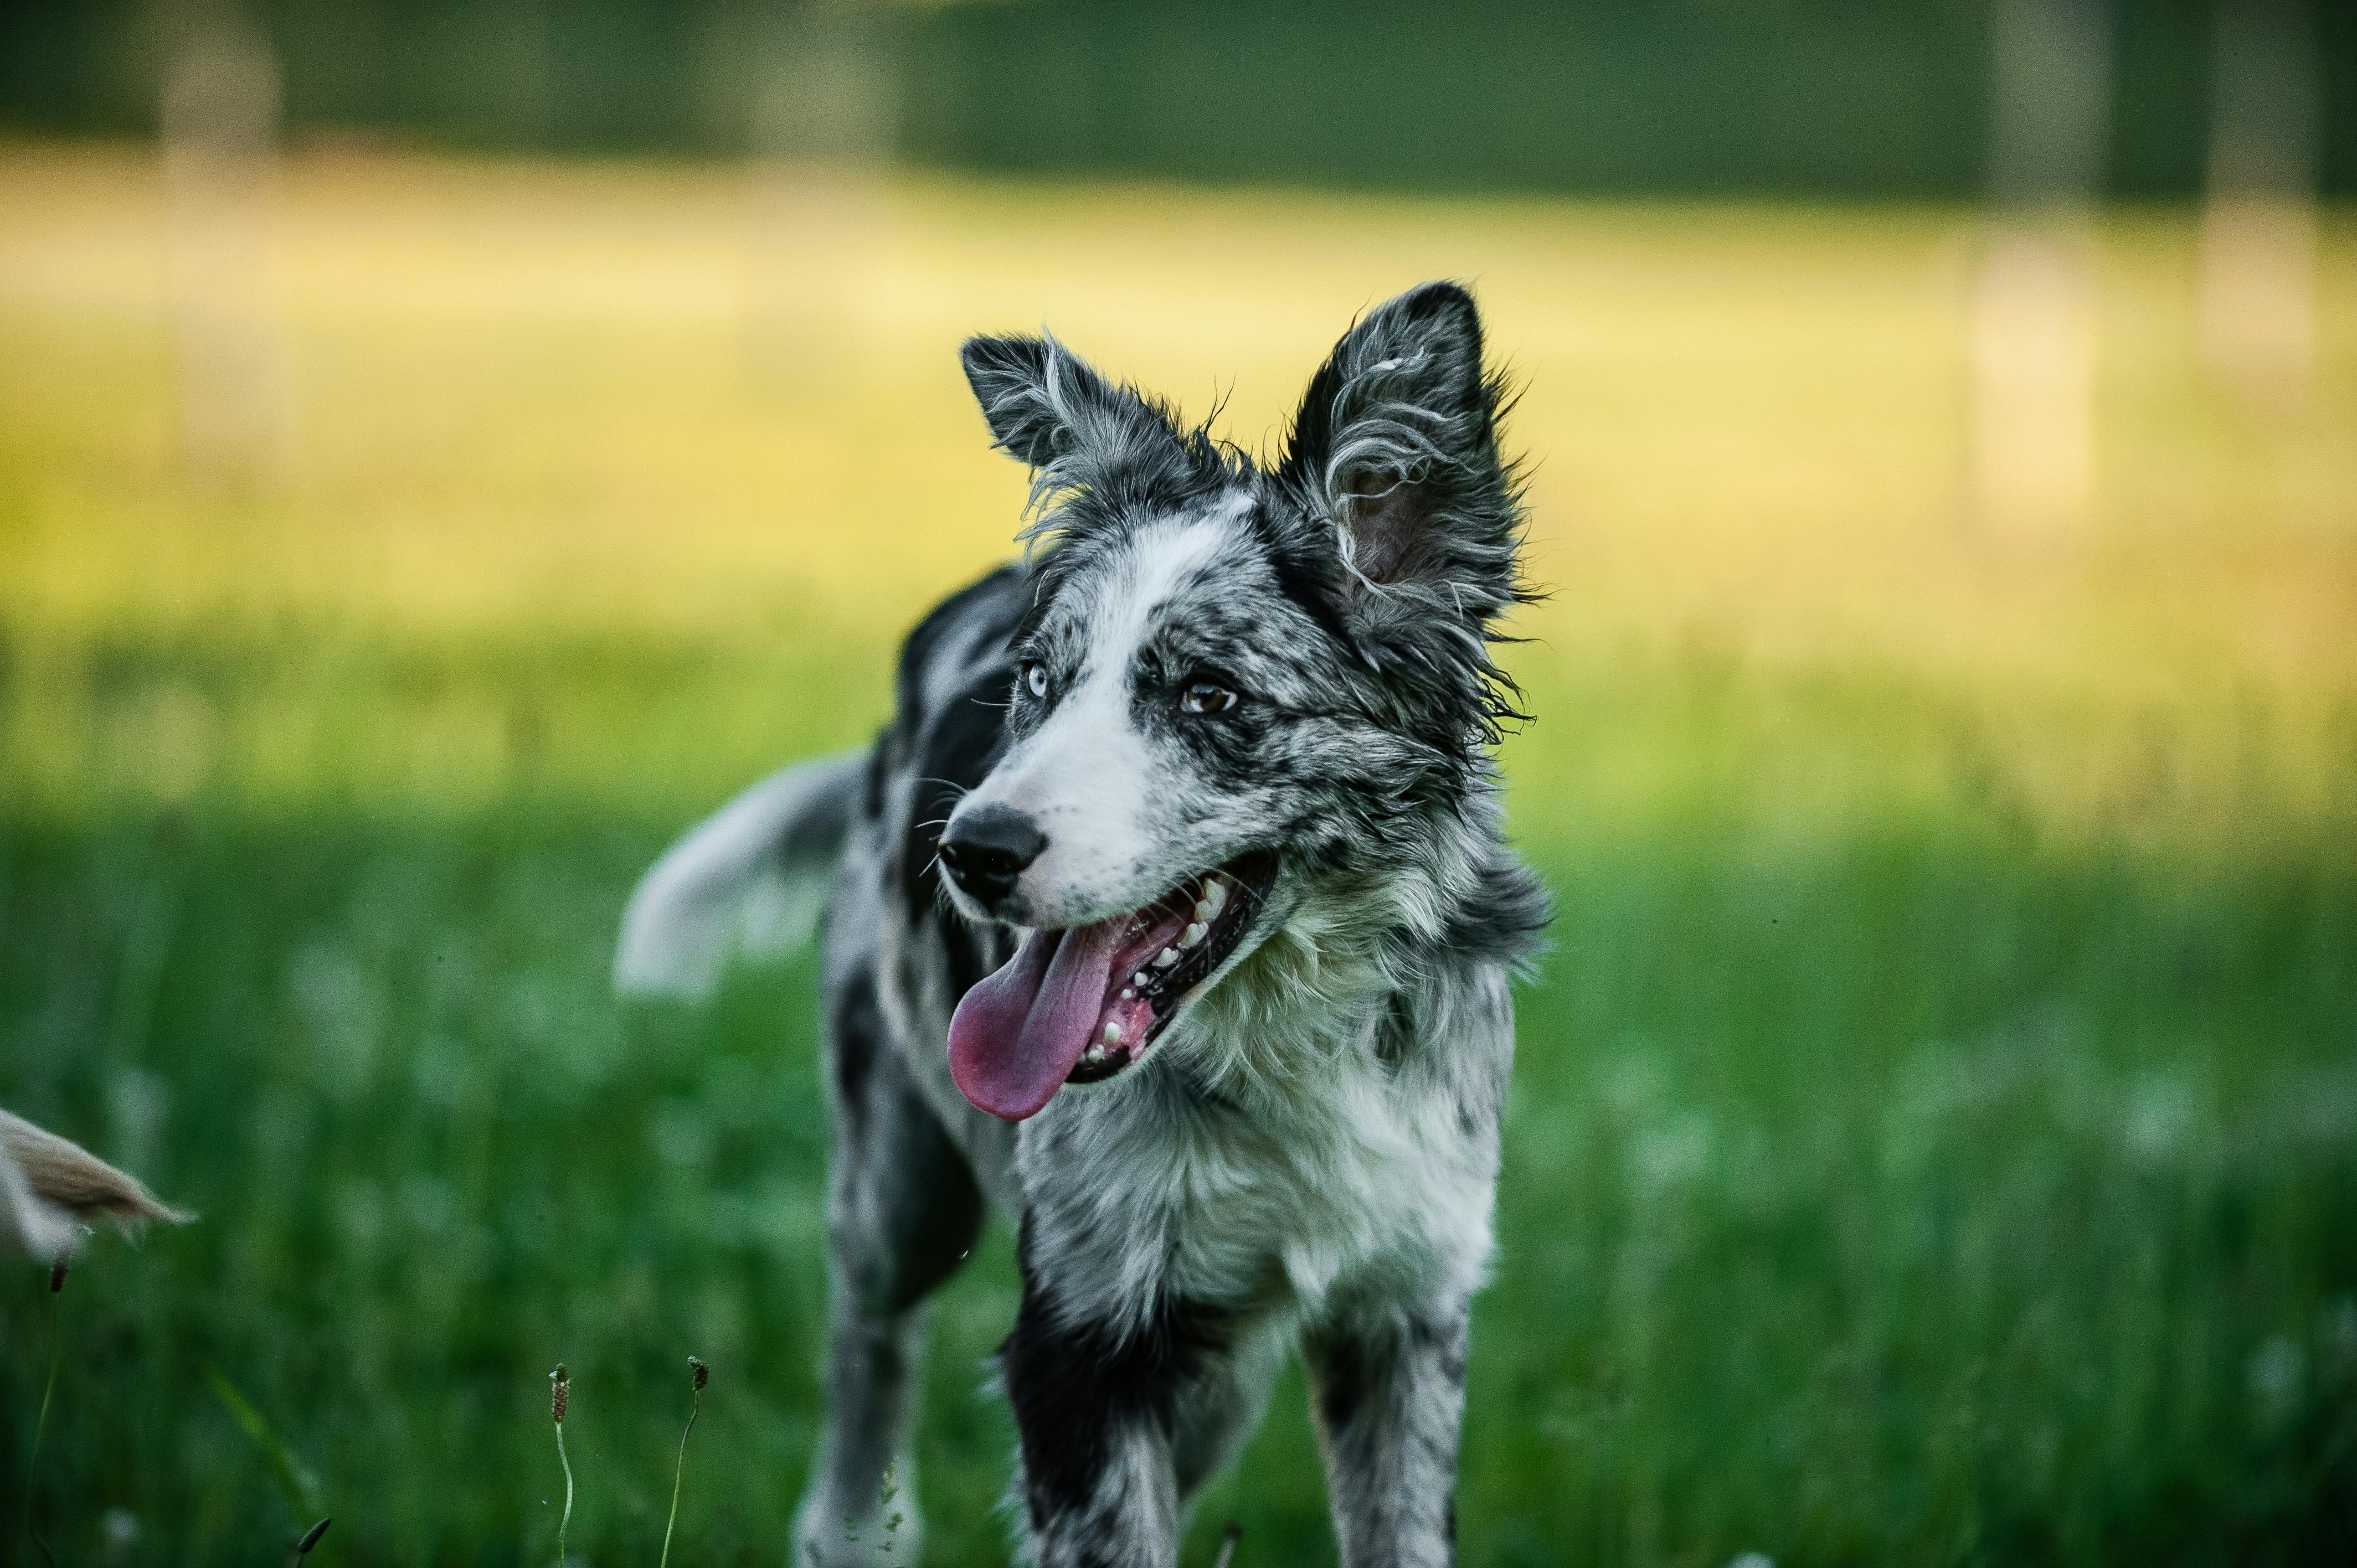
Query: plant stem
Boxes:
[
  {"xmin": 658, "ymin": 1388, "xmax": 701, "ymax": 1568},
  {"xmin": 27, "ymin": 1286, "xmax": 61, "ymax": 1568},
  {"xmin": 554, "ymin": 1422, "xmax": 573, "ymax": 1567}
]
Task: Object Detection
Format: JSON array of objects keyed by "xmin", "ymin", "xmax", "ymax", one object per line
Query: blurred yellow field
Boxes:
[
  {"xmin": 6, "ymin": 144, "xmax": 2353, "ymax": 860},
  {"xmin": 4, "ymin": 141, "xmax": 2348, "ymax": 661}
]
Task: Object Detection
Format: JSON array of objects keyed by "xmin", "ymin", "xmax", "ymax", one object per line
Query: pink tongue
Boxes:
[{"xmin": 948, "ymin": 917, "xmax": 1129, "ymax": 1121}]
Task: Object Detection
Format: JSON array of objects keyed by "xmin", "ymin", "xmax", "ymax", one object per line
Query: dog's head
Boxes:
[{"xmin": 939, "ymin": 281, "xmax": 1529, "ymax": 1120}]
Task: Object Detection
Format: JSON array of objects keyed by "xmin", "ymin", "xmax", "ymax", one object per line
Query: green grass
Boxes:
[
  {"xmin": 2, "ymin": 635, "xmax": 2350, "ymax": 1566},
  {"xmin": 2, "ymin": 144, "xmax": 2354, "ymax": 1563}
]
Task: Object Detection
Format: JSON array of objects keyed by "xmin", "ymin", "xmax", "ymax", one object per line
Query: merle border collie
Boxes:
[{"xmin": 616, "ymin": 281, "xmax": 1546, "ymax": 1566}]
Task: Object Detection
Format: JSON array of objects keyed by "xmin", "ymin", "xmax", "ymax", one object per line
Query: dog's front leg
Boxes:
[
  {"xmin": 1000, "ymin": 1273, "xmax": 1234, "ymax": 1567},
  {"xmin": 1305, "ymin": 1297, "xmax": 1473, "ymax": 1568}
]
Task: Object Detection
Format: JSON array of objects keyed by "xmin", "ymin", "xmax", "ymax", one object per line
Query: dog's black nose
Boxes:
[{"xmin": 938, "ymin": 806, "xmax": 1046, "ymax": 905}]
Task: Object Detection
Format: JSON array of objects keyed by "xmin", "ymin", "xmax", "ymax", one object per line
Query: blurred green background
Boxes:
[
  {"xmin": 2, "ymin": 2, "xmax": 2354, "ymax": 1565},
  {"xmin": 4, "ymin": 0, "xmax": 2357, "ymax": 195}
]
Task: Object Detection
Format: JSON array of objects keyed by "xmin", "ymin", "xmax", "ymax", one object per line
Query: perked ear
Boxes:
[
  {"xmin": 1280, "ymin": 281, "xmax": 1519, "ymax": 602},
  {"xmin": 959, "ymin": 332, "xmax": 1185, "ymax": 476}
]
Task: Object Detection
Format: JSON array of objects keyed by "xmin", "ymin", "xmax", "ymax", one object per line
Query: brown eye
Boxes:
[{"xmin": 1180, "ymin": 680, "xmax": 1238, "ymax": 716}]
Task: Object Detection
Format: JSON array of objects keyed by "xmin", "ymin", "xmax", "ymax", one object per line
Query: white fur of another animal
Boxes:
[{"xmin": 0, "ymin": 1108, "xmax": 190, "ymax": 1260}]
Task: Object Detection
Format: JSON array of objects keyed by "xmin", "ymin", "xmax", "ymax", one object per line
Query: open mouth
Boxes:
[{"xmin": 946, "ymin": 852, "xmax": 1275, "ymax": 1121}]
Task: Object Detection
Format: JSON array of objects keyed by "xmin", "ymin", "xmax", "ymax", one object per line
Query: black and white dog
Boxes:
[{"xmin": 616, "ymin": 281, "xmax": 1546, "ymax": 1566}]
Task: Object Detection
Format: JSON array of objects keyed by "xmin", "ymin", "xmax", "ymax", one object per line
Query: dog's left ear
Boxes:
[
  {"xmin": 1280, "ymin": 281, "xmax": 1520, "ymax": 608},
  {"xmin": 960, "ymin": 332, "xmax": 1186, "ymax": 477}
]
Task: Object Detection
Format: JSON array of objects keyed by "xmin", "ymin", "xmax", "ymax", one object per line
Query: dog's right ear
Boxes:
[
  {"xmin": 1279, "ymin": 281, "xmax": 1517, "ymax": 602},
  {"xmin": 959, "ymin": 333, "xmax": 1183, "ymax": 476}
]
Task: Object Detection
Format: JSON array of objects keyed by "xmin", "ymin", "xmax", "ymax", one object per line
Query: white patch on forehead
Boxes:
[{"xmin": 1071, "ymin": 493, "xmax": 1249, "ymax": 672}]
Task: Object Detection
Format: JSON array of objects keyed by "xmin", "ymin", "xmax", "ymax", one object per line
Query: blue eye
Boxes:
[{"xmin": 1026, "ymin": 664, "xmax": 1049, "ymax": 699}]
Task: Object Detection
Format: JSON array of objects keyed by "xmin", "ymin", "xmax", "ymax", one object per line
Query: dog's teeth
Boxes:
[
  {"xmin": 1202, "ymin": 880, "xmax": 1227, "ymax": 915},
  {"xmin": 1082, "ymin": 1044, "xmax": 1105, "ymax": 1065},
  {"xmin": 1133, "ymin": 971, "xmax": 1149, "ymax": 988},
  {"xmin": 1194, "ymin": 899, "xmax": 1214, "ymax": 923},
  {"xmin": 1180, "ymin": 922, "xmax": 1206, "ymax": 948},
  {"xmin": 1120, "ymin": 987, "xmax": 1134, "ymax": 1000},
  {"xmin": 1154, "ymin": 948, "xmax": 1179, "ymax": 968},
  {"xmin": 1103, "ymin": 1020, "xmax": 1123, "ymax": 1047}
]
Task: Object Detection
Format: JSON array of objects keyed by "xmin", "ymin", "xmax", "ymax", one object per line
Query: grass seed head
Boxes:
[
  {"xmin": 550, "ymin": 1364, "xmax": 569, "ymax": 1425},
  {"xmin": 50, "ymin": 1248, "xmax": 69, "ymax": 1293},
  {"xmin": 689, "ymin": 1355, "xmax": 708, "ymax": 1392}
]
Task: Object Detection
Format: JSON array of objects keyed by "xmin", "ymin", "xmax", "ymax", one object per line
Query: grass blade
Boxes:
[{"xmin": 205, "ymin": 1365, "xmax": 323, "ymax": 1521}]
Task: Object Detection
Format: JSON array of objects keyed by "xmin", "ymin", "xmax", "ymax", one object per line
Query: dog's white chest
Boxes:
[
  {"xmin": 1229, "ymin": 1071, "xmax": 1493, "ymax": 1311},
  {"xmin": 1020, "ymin": 1049, "xmax": 1498, "ymax": 1329}
]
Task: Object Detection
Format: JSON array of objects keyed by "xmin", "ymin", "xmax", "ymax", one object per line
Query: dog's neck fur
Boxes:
[
  {"xmin": 1012, "ymin": 813, "xmax": 1517, "ymax": 1346},
  {"xmin": 1183, "ymin": 791, "xmax": 1506, "ymax": 1091}
]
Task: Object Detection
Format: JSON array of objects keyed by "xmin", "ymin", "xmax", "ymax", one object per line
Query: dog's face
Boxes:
[
  {"xmin": 967, "ymin": 501, "xmax": 1285, "ymax": 926},
  {"xmin": 939, "ymin": 282, "xmax": 1527, "ymax": 1120}
]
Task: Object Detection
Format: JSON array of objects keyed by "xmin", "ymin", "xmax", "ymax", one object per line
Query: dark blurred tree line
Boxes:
[{"xmin": 0, "ymin": 0, "xmax": 2348, "ymax": 196}]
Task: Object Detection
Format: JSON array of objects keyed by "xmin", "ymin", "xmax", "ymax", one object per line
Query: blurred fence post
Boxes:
[
  {"xmin": 743, "ymin": 0, "xmax": 899, "ymax": 391},
  {"xmin": 1968, "ymin": 0, "xmax": 2114, "ymax": 543},
  {"xmin": 158, "ymin": 0, "xmax": 290, "ymax": 483},
  {"xmin": 2199, "ymin": 0, "xmax": 2320, "ymax": 419}
]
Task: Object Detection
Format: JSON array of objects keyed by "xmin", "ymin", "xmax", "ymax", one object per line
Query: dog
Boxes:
[{"xmin": 617, "ymin": 280, "xmax": 1546, "ymax": 1567}]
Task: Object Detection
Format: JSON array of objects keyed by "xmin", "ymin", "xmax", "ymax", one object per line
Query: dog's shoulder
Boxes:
[
  {"xmin": 835, "ymin": 563, "xmax": 1032, "ymax": 1126},
  {"xmin": 877, "ymin": 561, "xmax": 1028, "ymax": 906},
  {"xmin": 892, "ymin": 561, "xmax": 1030, "ymax": 731}
]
